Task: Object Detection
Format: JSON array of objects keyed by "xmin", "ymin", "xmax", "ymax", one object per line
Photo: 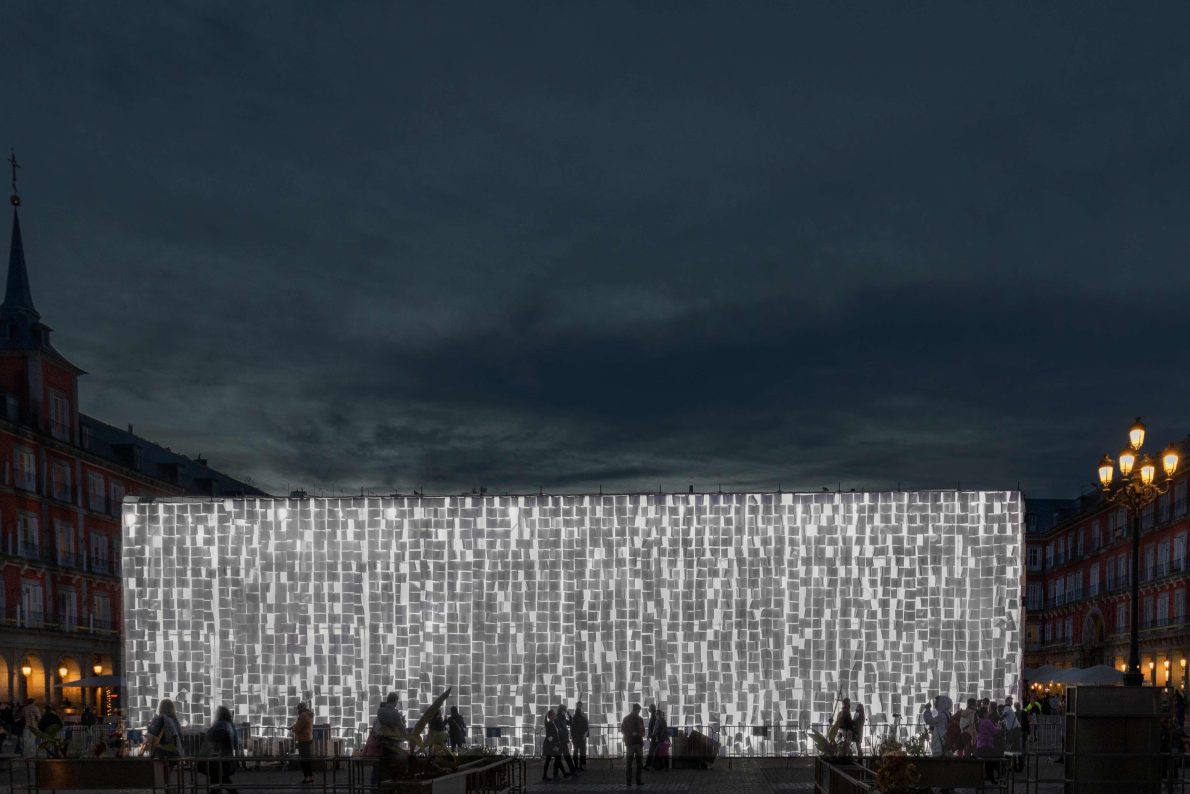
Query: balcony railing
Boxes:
[
  {"xmin": 89, "ymin": 557, "xmax": 117, "ymax": 576},
  {"xmin": 16, "ymin": 542, "xmax": 41, "ymax": 561},
  {"xmin": 91, "ymin": 617, "xmax": 116, "ymax": 632},
  {"xmin": 1144, "ymin": 615, "xmax": 1178, "ymax": 630},
  {"xmin": 56, "ymin": 549, "xmax": 81, "ymax": 568}
]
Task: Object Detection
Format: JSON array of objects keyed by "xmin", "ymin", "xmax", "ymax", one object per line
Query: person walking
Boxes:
[
  {"xmin": 1000, "ymin": 697, "xmax": 1023, "ymax": 772},
  {"xmin": 81, "ymin": 706, "xmax": 96, "ymax": 727},
  {"xmin": 556, "ymin": 703, "xmax": 578, "ymax": 775},
  {"xmin": 621, "ymin": 703, "xmax": 646, "ymax": 787},
  {"xmin": 447, "ymin": 706, "xmax": 467, "ymax": 750},
  {"xmin": 542, "ymin": 709, "xmax": 568, "ymax": 781},
  {"xmin": 205, "ymin": 706, "xmax": 240, "ymax": 794},
  {"xmin": 571, "ymin": 701, "xmax": 589, "ymax": 771},
  {"xmin": 288, "ymin": 702, "xmax": 315, "ymax": 785}
]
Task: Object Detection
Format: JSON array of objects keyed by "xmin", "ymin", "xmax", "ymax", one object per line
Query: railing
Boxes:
[
  {"xmin": 56, "ymin": 550, "xmax": 81, "ymax": 568},
  {"xmin": 1143, "ymin": 615, "xmax": 1178, "ymax": 630},
  {"xmin": 91, "ymin": 617, "xmax": 117, "ymax": 632},
  {"xmin": 0, "ymin": 753, "xmax": 527, "ymax": 794},
  {"xmin": 90, "ymin": 558, "xmax": 116, "ymax": 576},
  {"xmin": 17, "ymin": 542, "xmax": 41, "ymax": 561}
]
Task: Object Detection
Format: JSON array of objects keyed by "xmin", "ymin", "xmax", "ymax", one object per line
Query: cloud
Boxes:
[{"xmin": 4, "ymin": 3, "xmax": 1190, "ymax": 498}]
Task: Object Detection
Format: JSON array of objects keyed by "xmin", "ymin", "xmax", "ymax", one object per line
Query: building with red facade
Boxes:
[
  {"xmin": 1024, "ymin": 453, "xmax": 1190, "ymax": 689},
  {"xmin": 0, "ymin": 190, "xmax": 264, "ymax": 715}
]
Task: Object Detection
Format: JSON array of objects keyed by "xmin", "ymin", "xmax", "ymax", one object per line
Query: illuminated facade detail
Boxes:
[{"xmin": 123, "ymin": 492, "xmax": 1022, "ymax": 750}]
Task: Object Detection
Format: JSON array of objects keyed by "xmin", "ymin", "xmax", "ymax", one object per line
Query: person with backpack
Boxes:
[{"xmin": 145, "ymin": 699, "xmax": 182, "ymax": 765}]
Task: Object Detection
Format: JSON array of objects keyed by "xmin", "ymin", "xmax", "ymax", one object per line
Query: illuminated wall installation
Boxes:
[{"xmin": 122, "ymin": 492, "xmax": 1021, "ymax": 751}]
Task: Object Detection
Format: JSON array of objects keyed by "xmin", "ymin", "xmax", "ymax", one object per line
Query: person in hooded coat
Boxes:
[
  {"xmin": 922, "ymin": 695, "xmax": 952, "ymax": 757},
  {"xmin": 570, "ymin": 701, "xmax": 589, "ymax": 771},
  {"xmin": 446, "ymin": 706, "xmax": 467, "ymax": 750}
]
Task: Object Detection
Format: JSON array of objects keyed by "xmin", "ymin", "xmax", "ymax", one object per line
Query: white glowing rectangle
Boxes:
[{"xmin": 122, "ymin": 492, "xmax": 1021, "ymax": 752}]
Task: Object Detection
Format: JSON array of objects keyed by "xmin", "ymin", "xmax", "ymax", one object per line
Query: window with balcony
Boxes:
[
  {"xmin": 1091, "ymin": 520, "xmax": 1101, "ymax": 551},
  {"xmin": 1118, "ymin": 508, "xmax": 1128, "ymax": 534},
  {"xmin": 55, "ymin": 521, "xmax": 76, "ymax": 567},
  {"xmin": 1144, "ymin": 597, "xmax": 1155, "ymax": 627},
  {"xmin": 13, "ymin": 446, "xmax": 35, "ymax": 491},
  {"xmin": 1160, "ymin": 493, "xmax": 1172, "ymax": 523},
  {"xmin": 1177, "ymin": 533, "xmax": 1188, "ymax": 573},
  {"xmin": 1089, "ymin": 563, "xmax": 1100, "ymax": 596},
  {"xmin": 1158, "ymin": 593, "xmax": 1170, "ymax": 625},
  {"xmin": 87, "ymin": 472, "xmax": 105, "ymax": 512},
  {"xmin": 90, "ymin": 533, "xmax": 110, "ymax": 575},
  {"xmin": 1027, "ymin": 583, "xmax": 1042, "ymax": 609},
  {"xmin": 1177, "ymin": 590, "xmax": 1186, "ymax": 622},
  {"xmin": 1106, "ymin": 565, "xmax": 1116, "ymax": 591},
  {"xmin": 57, "ymin": 588, "xmax": 76, "ymax": 631},
  {"xmin": 1046, "ymin": 543, "xmax": 1054, "ymax": 568},
  {"xmin": 1158, "ymin": 540, "xmax": 1171, "ymax": 579},
  {"xmin": 1143, "ymin": 503, "xmax": 1155, "ymax": 530},
  {"xmin": 49, "ymin": 390, "xmax": 70, "ymax": 442},
  {"xmin": 1177, "ymin": 481, "xmax": 1188, "ymax": 518},
  {"xmin": 1045, "ymin": 622, "xmax": 1053, "ymax": 642},
  {"xmin": 1146, "ymin": 546, "xmax": 1156, "ymax": 581},
  {"xmin": 1065, "ymin": 616, "xmax": 1074, "ymax": 641},
  {"xmin": 1076, "ymin": 530, "xmax": 1084, "ymax": 558},
  {"xmin": 110, "ymin": 481, "xmax": 125, "ymax": 515},
  {"xmin": 51, "ymin": 460, "xmax": 71, "ymax": 502},
  {"xmin": 1055, "ymin": 579, "xmax": 1065, "ymax": 605},
  {"xmin": 17, "ymin": 512, "xmax": 38, "ymax": 559},
  {"xmin": 1027, "ymin": 547, "xmax": 1041, "ymax": 571},
  {"xmin": 20, "ymin": 580, "xmax": 43, "ymax": 627},
  {"xmin": 94, "ymin": 592, "xmax": 113, "ymax": 632},
  {"xmin": 1118, "ymin": 554, "xmax": 1129, "ymax": 585},
  {"xmin": 1117, "ymin": 602, "xmax": 1127, "ymax": 632}
]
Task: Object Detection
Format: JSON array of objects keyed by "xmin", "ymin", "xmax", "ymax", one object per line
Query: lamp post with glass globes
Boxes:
[{"xmin": 1096, "ymin": 418, "xmax": 1180, "ymax": 686}]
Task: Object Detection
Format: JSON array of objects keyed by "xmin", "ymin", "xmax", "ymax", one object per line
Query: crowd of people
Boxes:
[
  {"xmin": 919, "ymin": 693, "xmax": 1032, "ymax": 782},
  {"xmin": 0, "ymin": 699, "xmax": 104, "ymax": 755}
]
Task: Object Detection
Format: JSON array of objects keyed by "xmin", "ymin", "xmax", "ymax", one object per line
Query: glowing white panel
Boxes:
[{"xmin": 122, "ymin": 492, "xmax": 1022, "ymax": 753}]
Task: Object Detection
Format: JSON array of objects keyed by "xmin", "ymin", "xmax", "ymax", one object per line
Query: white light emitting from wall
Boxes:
[{"xmin": 122, "ymin": 492, "xmax": 1022, "ymax": 754}]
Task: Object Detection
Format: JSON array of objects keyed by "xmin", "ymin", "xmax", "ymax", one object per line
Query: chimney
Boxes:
[
  {"xmin": 195, "ymin": 455, "xmax": 208, "ymax": 467},
  {"xmin": 127, "ymin": 424, "xmax": 133, "ymax": 434}
]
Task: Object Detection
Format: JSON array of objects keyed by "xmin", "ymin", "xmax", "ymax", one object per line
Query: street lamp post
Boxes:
[{"xmin": 1096, "ymin": 418, "xmax": 1180, "ymax": 687}]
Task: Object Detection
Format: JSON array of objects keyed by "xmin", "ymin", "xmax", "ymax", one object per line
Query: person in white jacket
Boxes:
[{"xmin": 921, "ymin": 695, "xmax": 952, "ymax": 757}]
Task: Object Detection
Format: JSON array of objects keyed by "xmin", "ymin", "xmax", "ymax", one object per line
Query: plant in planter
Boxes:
[
  {"xmin": 808, "ymin": 728, "xmax": 855, "ymax": 762},
  {"xmin": 873, "ymin": 741, "xmax": 924, "ymax": 794}
]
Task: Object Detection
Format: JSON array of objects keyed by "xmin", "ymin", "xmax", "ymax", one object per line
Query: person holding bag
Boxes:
[{"xmin": 145, "ymin": 699, "xmax": 182, "ymax": 764}]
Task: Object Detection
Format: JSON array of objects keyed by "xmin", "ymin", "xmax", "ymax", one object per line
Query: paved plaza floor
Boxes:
[{"xmin": 0, "ymin": 754, "xmax": 1076, "ymax": 794}]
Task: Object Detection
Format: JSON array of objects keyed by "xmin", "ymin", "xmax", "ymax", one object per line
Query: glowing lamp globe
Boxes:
[
  {"xmin": 1140, "ymin": 455, "xmax": 1157, "ymax": 486},
  {"xmin": 1129, "ymin": 418, "xmax": 1146, "ymax": 450},
  {"xmin": 1119, "ymin": 448, "xmax": 1137, "ymax": 477},
  {"xmin": 21, "ymin": 663, "xmax": 32, "ymax": 677},
  {"xmin": 58, "ymin": 666, "xmax": 68, "ymax": 680},
  {"xmin": 1098, "ymin": 455, "xmax": 1114, "ymax": 488},
  {"xmin": 1162, "ymin": 445, "xmax": 1180, "ymax": 478},
  {"xmin": 93, "ymin": 663, "xmax": 103, "ymax": 675}
]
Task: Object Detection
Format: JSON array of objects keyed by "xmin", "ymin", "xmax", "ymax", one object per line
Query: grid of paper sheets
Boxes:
[{"xmin": 122, "ymin": 491, "xmax": 1021, "ymax": 752}]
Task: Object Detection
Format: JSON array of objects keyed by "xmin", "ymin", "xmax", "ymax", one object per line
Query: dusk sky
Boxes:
[{"xmin": 4, "ymin": 4, "xmax": 1190, "ymax": 498}]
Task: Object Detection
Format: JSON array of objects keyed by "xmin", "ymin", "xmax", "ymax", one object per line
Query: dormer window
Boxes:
[{"xmin": 50, "ymin": 390, "xmax": 70, "ymax": 441}]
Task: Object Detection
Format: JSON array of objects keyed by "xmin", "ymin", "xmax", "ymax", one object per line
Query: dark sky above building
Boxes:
[{"xmin": 4, "ymin": 4, "xmax": 1190, "ymax": 497}]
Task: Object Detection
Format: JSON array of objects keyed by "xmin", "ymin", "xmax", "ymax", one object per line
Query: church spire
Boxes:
[{"xmin": 3, "ymin": 150, "xmax": 38, "ymax": 319}]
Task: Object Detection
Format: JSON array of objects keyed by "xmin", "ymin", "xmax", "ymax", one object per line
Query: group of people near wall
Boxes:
[
  {"xmin": 541, "ymin": 700, "xmax": 589, "ymax": 781},
  {"xmin": 920, "ymin": 694, "xmax": 1024, "ymax": 783}
]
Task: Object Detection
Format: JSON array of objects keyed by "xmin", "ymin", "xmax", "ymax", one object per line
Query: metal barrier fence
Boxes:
[{"xmin": 1, "ymin": 754, "xmax": 527, "ymax": 794}]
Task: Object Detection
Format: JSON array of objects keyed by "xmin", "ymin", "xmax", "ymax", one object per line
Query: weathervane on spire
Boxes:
[{"xmin": 8, "ymin": 149, "xmax": 20, "ymax": 207}]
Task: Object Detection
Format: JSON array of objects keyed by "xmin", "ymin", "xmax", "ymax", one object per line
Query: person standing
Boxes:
[
  {"xmin": 974, "ymin": 707, "xmax": 1002, "ymax": 783},
  {"xmin": 447, "ymin": 706, "xmax": 467, "ymax": 750},
  {"xmin": 376, "ymin": 694, "xmax": 410, "ymax": 785},
  {"xmin": 81, "ymin": 706, "xmax": 97, "ymax": 727},
  {"xmin": 571, "ymin": 701, "xmax": 589, "ymax": 771},
  {"xmin": 649, "ymin": 708, "xmax": 669, "ymax": 770},
  {"xmin": 644, "ymin": 704, "xmax": 658, "ymax": 770},
  {"xmin": 205, "ymin": 706, "xmax": 240, "ymax": 794},
  {"xmin": 852, "ymin": 704, "xmax": 866, "ymax": 757},
  {"xmin": 921, "ymin": 696, "xmax": 951, "ymax": 757},
  {"xmin": 621, "ymin": 703, "xmax": 645, "ymax": 787},
  {"xmin": 288, "ymin": 702, "xmax": 315, "ymax": 785},
  {"xmin": 542, "ymin": 709, "xmax": 568, "ymax": 781},
  {"xmin": 145, "ymin": 699, "xmax": 182, "ymax": 766},
  {"xmin": 555, "ymin": 703, "xmax": 578, "ymax": 775}
]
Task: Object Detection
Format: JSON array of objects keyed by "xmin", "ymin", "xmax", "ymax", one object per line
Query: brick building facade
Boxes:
[
  {"xmin": 0, "ymin": 192, "xmax": 264, "ymax": 715},
  {"xmin": 1024, "ymin": 455, "xmax": 1190, "ymax": 688}
]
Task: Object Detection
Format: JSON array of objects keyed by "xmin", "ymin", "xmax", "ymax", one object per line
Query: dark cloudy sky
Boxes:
[{"xmin": 4, "ymin": 3, "xmax": 1190, "ymax": 497}]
